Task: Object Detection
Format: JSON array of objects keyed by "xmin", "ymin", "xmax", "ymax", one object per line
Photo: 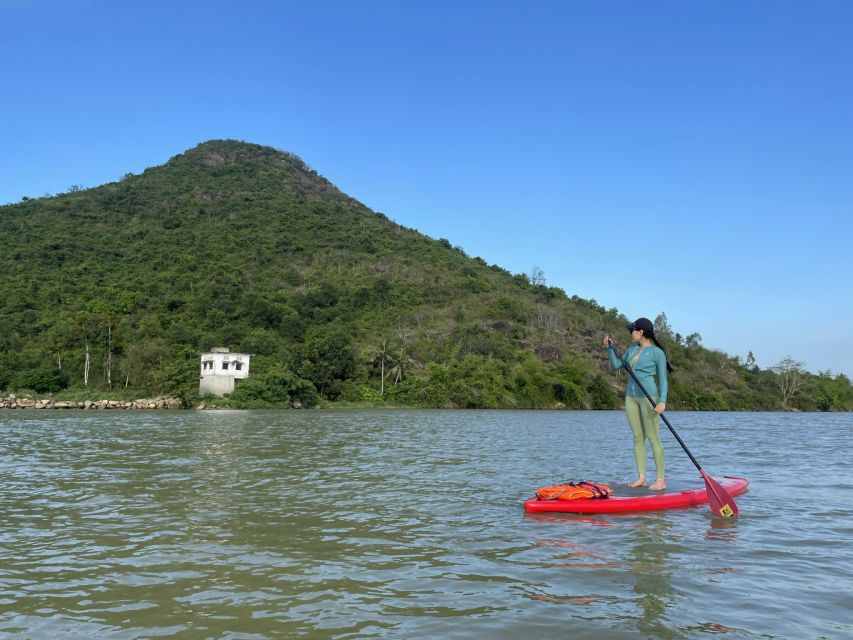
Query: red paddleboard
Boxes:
[{"xmin": 524, "ymin": 476, "xmax": 749, "ymax": 514}]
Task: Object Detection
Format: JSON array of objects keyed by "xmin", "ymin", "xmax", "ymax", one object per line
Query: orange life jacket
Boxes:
[{"xmin": 535, "ymin": 481, "xmax": 612, "ymax": 501}]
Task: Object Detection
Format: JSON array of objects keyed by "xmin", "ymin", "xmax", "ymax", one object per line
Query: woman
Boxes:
[{"xmin": 604, "ymin": 317, "xmax": 673, "ymax": 490}]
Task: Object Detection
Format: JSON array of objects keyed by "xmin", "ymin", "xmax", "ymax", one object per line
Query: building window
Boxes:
[
  {"xmin": 222, "ymin": 362, "xmax": 229, "ymax": 371},
  {"xmin": 235, "ymin": 362, "xmax": 242, "ymax": 371}
]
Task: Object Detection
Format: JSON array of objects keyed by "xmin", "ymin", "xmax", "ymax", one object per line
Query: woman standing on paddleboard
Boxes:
[{"xmin": 604, "ymin": 317, "xmax": 673, "ymax": 491}]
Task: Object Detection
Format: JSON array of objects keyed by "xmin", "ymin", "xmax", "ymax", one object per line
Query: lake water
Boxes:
[{"xmin": 0, "ymin": 409, "xmax": 850, "ymax": 639}]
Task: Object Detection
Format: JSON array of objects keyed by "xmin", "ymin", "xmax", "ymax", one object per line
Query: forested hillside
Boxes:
[{"xmin": 1, "ymin": 140, "xmax": 849, "ymax": 410}]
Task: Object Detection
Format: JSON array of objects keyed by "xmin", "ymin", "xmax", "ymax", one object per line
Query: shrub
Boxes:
[
  {"xmin": 16, "ymin": 367, "xmax": 70, "ymax": 393},
  {"xmin": 229, "ymin": 365, "xmax": 318, "ymax": 408}
]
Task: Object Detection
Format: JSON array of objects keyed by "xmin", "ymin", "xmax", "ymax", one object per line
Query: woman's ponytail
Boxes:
[{"xmin": 651, "ymin": 335, "xmax": 674, "ymax": 373}]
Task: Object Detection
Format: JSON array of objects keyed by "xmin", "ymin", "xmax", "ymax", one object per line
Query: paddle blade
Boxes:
[{"xmin": 701, "ymin": 470, "xmax": 739, "ymax": 517}]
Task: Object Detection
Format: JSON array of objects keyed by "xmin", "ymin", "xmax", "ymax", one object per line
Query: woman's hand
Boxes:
[
  {"xmin": 654, "ymin": 402, "xmax": 666, "ymax": 415},
  {"xmin": 603, "ymin": 334, "xmax": 613, "ymax": 347}
]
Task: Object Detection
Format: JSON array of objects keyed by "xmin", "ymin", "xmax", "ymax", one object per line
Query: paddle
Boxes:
[{"xmin": 606, "ymin": 339, "xmax": 739, "ymax": 517}]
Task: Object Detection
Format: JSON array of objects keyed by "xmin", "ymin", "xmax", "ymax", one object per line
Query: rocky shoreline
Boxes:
[{"xmin": 0, "ymin": 395, "xmax": 186, "ymax": 410}]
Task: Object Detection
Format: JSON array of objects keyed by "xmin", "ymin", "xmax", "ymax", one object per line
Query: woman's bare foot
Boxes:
[
  {"xmin": 628, "ymin": 476, "xmax": 646, "ymax": 488},
  {"xmin": 648, "ymin": 479, "xmax": 667, "ymax": 491}
]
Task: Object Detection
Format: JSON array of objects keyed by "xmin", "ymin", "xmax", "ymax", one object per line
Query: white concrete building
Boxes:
[{"xmin": 199, "ymin": 347, "xmax": 251, "ymax": 396}]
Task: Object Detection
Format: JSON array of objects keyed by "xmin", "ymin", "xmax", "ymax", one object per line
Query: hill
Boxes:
[{"xmin": 1, "ymin": 140, "xmax": 850, "ymax": 410}]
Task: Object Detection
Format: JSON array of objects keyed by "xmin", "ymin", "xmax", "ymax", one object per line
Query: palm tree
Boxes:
[
  {"xmin": 371, "ymin": 339, "xmax": 393, "ymax": 398},
  {"xmin": 389, "ymin": 344, "xmax": 409, "ymax": 387}
]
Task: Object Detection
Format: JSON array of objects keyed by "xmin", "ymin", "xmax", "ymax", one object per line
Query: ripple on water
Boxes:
[{"xmin": 0, "ymin": 409, "xmax": 851, "ymax": 638}]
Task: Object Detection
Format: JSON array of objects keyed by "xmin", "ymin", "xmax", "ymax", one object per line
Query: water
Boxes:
[{"xmin": 0, "ymin": 410, "xmax": 850, "ymax": 639}]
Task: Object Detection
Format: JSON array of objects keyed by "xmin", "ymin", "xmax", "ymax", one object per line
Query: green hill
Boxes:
[{"xmin": 1, "ymin": 140, "xmax": 850, "ymax": 410}]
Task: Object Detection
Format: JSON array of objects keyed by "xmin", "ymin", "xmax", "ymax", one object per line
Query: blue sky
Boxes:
[{"xmin": 2, "ymin": 0, "xmax": 851, "ymax": 376}]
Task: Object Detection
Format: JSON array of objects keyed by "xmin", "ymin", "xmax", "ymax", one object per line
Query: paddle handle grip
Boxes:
[{"xmin": 607, "ymin": 342, "xmax": 703, "ymax": 473}]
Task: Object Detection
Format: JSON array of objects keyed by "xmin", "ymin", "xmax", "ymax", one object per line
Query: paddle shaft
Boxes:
[{"xmin": 608, "ymin": 343, "xmax": 703, "ymax": 472}]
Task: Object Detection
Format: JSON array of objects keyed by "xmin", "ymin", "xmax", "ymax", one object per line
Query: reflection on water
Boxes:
[
  {"xmin": 705, "ymin": 515, "xmax": 739, "ymax": 542},
  {"xmin": 527, "ymin": 516, "xmax": 681, "ymax": 639},
  {"xmin": 0, "ymin": 409, "xmax": 851, "ymax": 639},
  {"xmin": 628, "ymin": 518, "xmax": 676, "ymax": 639}
]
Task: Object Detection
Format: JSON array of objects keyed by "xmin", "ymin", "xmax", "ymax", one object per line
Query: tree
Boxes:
[
  {"xmin": 86, "ymin": 298, "xmax": 129, "ymax": 391},
  {"xmin": 529, "ymin": 265, "xmax": 546, "ymax": 286},
  {"xmin": 810, "ymin": 372, "xmax": 853, "ymax": 411},
  {"xmin": 654, "ymin": 312, "xmax": 673, "ymax": 338},
  {"xmin": 389, "ymin": 343, "xmax": 409, "ymax": 387},
  {"xmin": 229, "ymin": 363, "xmax": 318, "ymax": 408},
  {"xmin": 685, "ymin": 332, "xmax": 702, "ymax": 348},
  {"xmin": 16, "ymin": 366, "xmax": 69, "ymax": 393},
  {"xmin": 297, "ymin": 324, "xmax": 356, "ymax": 400},
  {"xmin": 152, "ymin": 347, "xmax": 198, "ymax": 398},
  {"xmin": 120, "ymin": 339, "xmax": 170, "ymax": 390},
  {"xmin": 534, "ymin": 304, "xmax": 559, "ymax": 335},
  {"xmin": 73, "ymin": 312, "xmax": 102, "ymax": 387},
  {"xmin": 771, "ymin": 356, "xmax": 806, "ymax": 408},
  {"xmin": 745, "ymin": 351, "xmax": 756, "ymax": 369},
  {"xmin": 48, "ymin": 321, "xmax": 71, "ymax": 370},
  {"xmin": 371, "ymin": 338, "xmax": 392, "ymax": 398}
]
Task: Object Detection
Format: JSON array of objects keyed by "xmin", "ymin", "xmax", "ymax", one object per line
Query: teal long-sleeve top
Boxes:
[{"xmin": 608, "ymin": 344, "xmax": 668, "ymax": 403}]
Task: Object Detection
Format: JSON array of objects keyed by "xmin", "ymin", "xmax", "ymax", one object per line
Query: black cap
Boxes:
[{"xmin": 627, "ymin": 317, "xmax": 654, "ymax": 334}]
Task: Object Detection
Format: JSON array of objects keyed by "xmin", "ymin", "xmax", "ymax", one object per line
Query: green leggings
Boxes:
[{"xmin": 625, "ymin": 396, "xmax": 666, "ymax": 480}]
